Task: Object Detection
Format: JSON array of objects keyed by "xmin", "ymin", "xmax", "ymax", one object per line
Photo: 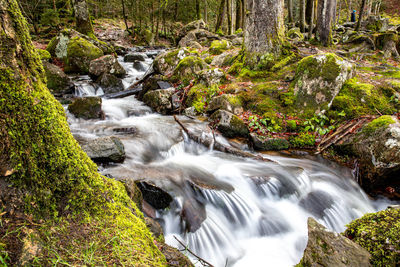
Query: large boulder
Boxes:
[
  {"xmin": 197, "ymin": 68, "xmax": 226, "ymax": 86},
  {"xmin": 209, "ymin": 40, "xmax": 232, "ymax": 55},
  {"xmin": 207, "ymin": 94, "xmax": 243, "ymax": 115},
  {"xmin": 298, "ymin": 217, "xmax": 371, "ymax": 267},
  {"xmin": 210, "ymin": 49, "xmax": 239, "ymax": 66},
  {"xmin": 210, "ymin": 110, "xmax": 249, "ymax": 138},
  {"xmin": 43, "ymin": 62, "xmax": 73, "ymax": 96},
  {"xmin": 172, "ymin": 56, "xmax": 208, "ymax": 83},
  {"xmin": 89, "ymin": 55, "xmax": 126, "ymax": 78},
  {"xmin": 143, "ymin": 88, "xmax": 175, "ymax": 115},
  {"xmin": 82, "ymin": 136, "xmax": 126, "ymax": 164},
  {"xmin": 124, "ymin": 52, "xmax": 148, "ymax": 62},
  {"xmin": 153, "ymin": 48, "xmax": 191, "ymax": 76},
  {"xmin": 97, "ymin": 73, "xmax": 124, "ymax": 94},
  {"xmin": 293, "ymin": 53, "xmax": 354, "ymax": 114},
  {"xmin": 68, "ymin": 97, "xmax": 104, "ymax": 119},
  {"xmin": 178, "ymin": 19, "xmax": 208, "ymax": 41},
  {"xmin": 65, "ymin": 36, "xmax": 104, "ymax": 74},
  {"xmin": 138, "ymin": 75, "xmax": 171, "ymax": 101},
  {"xmin": 335, "ymin": 115, "xmax": 400, "ymax": 194},
  {"xmin": 136, "ymin": 181, "xmax": 173, "ymax": 210}
]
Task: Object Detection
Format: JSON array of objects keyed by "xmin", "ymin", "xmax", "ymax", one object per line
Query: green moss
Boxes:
[
  {"xmin": 295, "ymin": 53, "xmax": 342, "ymax": 83},
  {"xmin": 234, "ymin": 28, "xmax": 243, "ymax": 34},
  {"xmin": 186, "ymin": 84, "xmax": 220, "ymax": 113},
  {"xmin": 271, "ymin": 53, "xmax": 297, "ymax": 72},
  {"xmin": 37, "ymin": 49, "xmax": 51, "ymax": 61},
  {"xmin": 287, "ymin": 28, "xmax": 304, "ymax": 40},
  {"xmin": 46, "ymin": 36, "xmax": 58, "ymax": 55},
  {"xmin": 344, "ymin": 208, "xmax": 400, "ymax": 267},
  {"xmin": 205, "ymin": 56, "xmax": 213, "ymax": 64},
  {"xmin": 381, "ymin": 70, "xmax": 400, "ymax": 79},
  {"xmin": 331, "ymin": 78, "xmax": 397, "ymax": 119},
  {"xmin": 289, "ymin": 132, "xmax": 316, "ymax": 148},
  {"xmin": 227, "ymin": 62, "xmax": 244, "ymax": 75},
  {"xmin": 0, "ymin": 1, "xmax": 166, "ymax": 265},
  {"xmin": 362, "ymin": 115, "xmax": 395, "ymax": 135},
  {"xmin": 209, "ymin": 40, "xmax": 230, "ymax": 55},
  {"xmin": 286, "ymin": 120, "xmax": 297, "ymax": 131},
  {"xmin": 65, "ymin": 36, "xmax": 103, "ymax": 73},
  {"xmin": 173, "ymin": 56, "xmax": 207, "ymax": 84}
]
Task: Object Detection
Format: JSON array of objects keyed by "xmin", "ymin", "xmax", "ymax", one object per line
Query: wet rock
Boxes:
[
  {"xmin": 293, "ymin": 53, "xmax": 354, "ymax": 114},
  {"xmin": 181, "ymin": 198, "xmax": 207, "ymax": 233},
  {"xmin": 298, "ymin": 217, "xmax": 371, "ymax": 267},
  {"xmin": 68, "ymin": 96, "xmax": 104, "ymax": 119},
  {"xmin": 210, "ymin": 49, "xmax": 239, "ymax": 66},
  {"xmin": 136, "ymin": 181, "xmax": 173, "ymax": 210},
  {"xmin": 210, "ymin": 110, "xmax": 249, "ymax": 138},
  {"xmin": 171, "ymin": 93, "xmax": 181, "ymax": 110},
  {"xmin": 299, "ymin": 190, "xmax": 334, "ymax": 218},
  {"xmin": 124, "ymin": 52, "xmax": 147, "ymax": 62},
  {"xmin": 207, "ymin": 94, "xmax": 243, "ymax": 115},
  {"xmin": 143, "ymin": 88, "xmax": 175, "ymax": 115},
  {"xmin": 250, "ymin": 133, "xmax": 290, "ymax": 151},
  {"xmin": 82, "ymin": 136, "xmax": 126, "ymax": 163},
  {"xmin": 112, "ymin": 127, "xmax": 137, "ymax": 135},
  {"xmin": 144, "ymin": 217, "xmax": 164, "ymax": 241},
  {"xmin": 335, "ymin": 116, "xmax": 400, "ymax": 195},
  {"xmin": 258, "ymin": 214, "xmax": 290, "ymax": 236},
  {"xmin": 43, "ymin": 61, "xmax": 73, "ymax": 96},
  {"xmin": 121, "ymin": 178, "xmax": 143, "ymax": 210},
  {"xmin": 89, "ymin": 55, "xmax": 126, "ymax": 78},
  {"xmin": 133, "ymin": 61, "xmax": 147, "ymax": 72},
  {"xmin": 98, "ymin": 73, "xmax": 124, "ymax": 94},
  {"xmin": 159, "ymin": 243, "xmax": 194, "ymax": 267},
  {"xmin": 138, "ymin": 74, "xmax": 166, "ymax": 100}
]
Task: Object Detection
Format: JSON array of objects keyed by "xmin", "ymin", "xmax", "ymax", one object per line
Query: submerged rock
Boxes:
[
  {"xmin": 68, "ymin": 97, "xmax": 104, "ymax": 119},
  {"xmin": 210, "ymin": 110, "xmax": 249, "ymax": 138},
  {"xmin": 143, "ymin": 88, "xmax": 175, "ymax": 115},
  {"xmin": 82, "ymin": 136, "xmax": 126, "ymax": 164},
  {"xmin": 124, "ymin": 52, "xmax": 147, "ymax": 62},
  {"xmin": 136, "ymin": 181, "xmax": 173, "ymax": 210},
  {"xmin": 293, "ymin": 53, "xmax": 354, "ymax": 114},
  {"xmin": 298, "ymin": 217, "xmax": 371, "ymax": 267}
]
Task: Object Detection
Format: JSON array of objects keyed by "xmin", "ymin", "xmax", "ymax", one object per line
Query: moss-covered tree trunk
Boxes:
[
  {"xmin": 72, "ymin": 0, "xmax": 95, "ymax": 37},
  {"xmin": 244, "ymin": 0, "xmax": 285, "ymax": 69},
  {"xmin": 0, "ymin": 0, "xmax": 166, "ymax": 265},
  {"xmin": 316, "ymin": 0, "xmax": 337, "ymax": 46}
]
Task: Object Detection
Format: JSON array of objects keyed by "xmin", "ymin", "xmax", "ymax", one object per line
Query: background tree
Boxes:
[
  {"xmin": 244, "ymin": 0, "xmax": 285, "ymax": 68},
  {"xmin": 316, "ymin": 0, "xmax": 337, "ymax": 46},
  {"xmin": 73, "ymin": 0, "xmax": 96, "ymax": 37}
]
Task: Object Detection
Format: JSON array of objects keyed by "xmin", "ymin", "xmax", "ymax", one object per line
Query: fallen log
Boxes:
[
  {"xmin": 173, "ymin": 115, "xmax": 273, "ymax": 163},
  {"xmin": 104, "ymin": 86, "xmax": 142, "ymax": 99}
]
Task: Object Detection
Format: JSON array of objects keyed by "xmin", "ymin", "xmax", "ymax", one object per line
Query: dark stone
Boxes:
[
  {"xmin": 159, "ymin": 243, "xmax": 194, "ymax": 267},
  {"xmin": 137, "ymin": 181, "xmax": 173, "ymax": 210},
  {"xmin": 43, "ymin": 62, "xmax": 73, "ymax": 96},
  {"xmin": 97, "ymin": 73, "xmax": 124, "ymax": 94},
  {"xmin": 124, "ymin": 52, "xmax": 147, "ymax": 62},
  {"xmin": 81, "ymin": 136, "xmax": 126, "ymax": 163},
  {"xmin": 299, "ymin": 190, "xmax": 334, "ymax": 218},
  {"xmin": 181, "ymin": 198, "xmax": 207, "ymax": 233},
  {"xmin": 144, "ymin": 217, "xmax": 164, "ymax": 241},
  {"xmin": 210, "ymin": 110, "xmax": 249, "ymax": 138},
  {"xmin": 250, "ymin": 133, "xmax": 290, "ymax": 151},
  {"xmin": 68, "ymin": 97, "xmax": 104, "ymax": 119}
]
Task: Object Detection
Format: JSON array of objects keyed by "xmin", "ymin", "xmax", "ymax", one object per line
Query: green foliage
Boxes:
[
  {"xmin": 187, "ymin": 84, "xmax": 220, "ymax": 113},
  {"xmin": 344, "ymin": 208, "xmax": 400, "ymax": 267},
  {"xmin": 40, "ymin": 9, "xmax": 60, "ymax": 27},
  {"xmin": 303, "ymin": 113, "xmax": 336, "ymax": 136},
  {"xmin": 289, "ymin": 132, "xmax": 316, "ymax": 148},
  {"xmin": 286, "ymin": 120, "xmax": 297, "ymax": 131},
  {"xmin": 362, "ymin": 115, "xmax": 396, "ymax": 135}
]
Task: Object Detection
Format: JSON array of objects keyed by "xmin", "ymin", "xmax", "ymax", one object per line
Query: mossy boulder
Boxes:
[
  {"xmin": 334, "ymin": 116, "xmax": 400, "ymax": 194},
  {"xmin": 82, "ymin": 136, "xmax": 126, "ymax": 164},
  {"xmin": 207, "ymin": 94, "xmax": 243, "ymax": 115},
  {"xmin": 210, "ymin": 110, "xmax": 249, "ymax": 138},
  {"xmin": 178, "ymin": 19, "xmax": 208, "ymax": 41},
  {"xmin": 297, "ymin": 218, "xmax": 371, "ymax": 267},
  {"xmin": 209, "ymin": 40, "xmax": 231, "ymax": 55},
  {"xmin": 197, "ymin": 68, "xmax": 225, "ymax": 86},
  {"xmin": 210, "ymin": 49, "xmax": 240, "ymax": 66},
  {"xmin": 65, "ymin": 36, "xmax": 104, "ymax": 74},
  {"xmin": 172, "ymin": 56, "xmax": 208, "ymax": 83},
  {"xmin": 37, "ymin": 49, "xmax": 51, "ymax": 61},
  {"xmin": 143, "ymin": 88, "xmax": 175, "ymax": 115},
  {"xmin": 43, "ymin": 61, "xmax": 73, "ymax": 96},
  {"xmin": 97, "ymin": 73, "xmax": 124, "ymax": 94},
  {"xmin": 250, "ymin": 133, "xmax": 290, "ymax": 151},
  {"xmin": 287, "ymin": 28, "xmax": 304, "ymax": 41},
  {"xmin": 293, "ymin": 53, "xmax": 354, "ymax": 114},
  {"xmin": 68, "ymin": 96, "xmax": 104, "ymax": 119},
  {"xmin": 153, "ymin": 48, "xmax": 191, "ymax": 76},
  {"xmin": 344, "ymin": 207, "xmax": 400, "ymax": 266}
]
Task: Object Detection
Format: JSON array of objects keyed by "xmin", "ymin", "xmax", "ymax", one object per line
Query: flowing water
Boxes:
[{"xmin": 66, "ymin": 50, "xmax": 392, "ymax": 267}]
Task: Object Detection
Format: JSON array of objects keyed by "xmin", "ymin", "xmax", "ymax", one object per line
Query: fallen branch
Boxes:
[
  {"xmin": 173, "ymin": 115, "xmax": 273, "ymax": 163},
  {"xmin": 173, "ymin": 236, "xmax": 214, "ymax": 267}
]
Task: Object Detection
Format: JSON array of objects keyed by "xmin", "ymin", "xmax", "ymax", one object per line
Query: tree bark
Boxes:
[
  {"xmin": 241, "ymin": 0, "xmax": 246, "ymax": 30},
  {"xmin": 300, "ymin": 0, "xmax": 306, "ymax": 32},
  {"xmin": 72, "ymin": 0, "xmax": 95, "ymax": 37},
  {"xmin": 226, "ymin": 0, "xmax": 232, "ymax": 35},
  {"xmin": 215, "ymin": 0, "xmax": 226, "ymax": 32},
  {"xmin": 348, "ymin": 0, "xmax": 352, "ymax": 22},
  {"xmin": 204, "ymin": 0, "xmax": 208, "ymax": 24},
  {"xmin": 288, "ymin": 0, "xmax": 294, "ymax": 24},
  {"xmin": 244, "ymin": 0, "xmax": 285, "ymax": 67},
  {"xmin": 316, "ymin": 0, "xmax": 337, "ymax": 46},
  {"xmin": 306, "ymin": 0, "xmax": 313, "ymax": 24},
  {"xmin": 356, "ymin": 0, "xmax": 366, "ymax": 31},
  {"xmin": 121, "ymin": 0, "xmax": 131, "ymax": 34},
  {"xmin": 308, "ymin": 0, "xmax": 315, "ymax": 39},
  {"xmin": 235, "ymin": 0, "xmax": 242, "ymax": 30}
]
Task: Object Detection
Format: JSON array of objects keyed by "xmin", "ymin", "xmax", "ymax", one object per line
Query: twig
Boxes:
[
  {"xmin": 173, "ymin": 236, "xmax": 214, "ymax": 267},
  {"xmin": 173, "ymin": 115, "xmax": 274, "ymax": 163}
]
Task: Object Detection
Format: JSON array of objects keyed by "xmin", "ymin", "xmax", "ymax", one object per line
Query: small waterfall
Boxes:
[{"xmin": 65, "ymin": 48, "xmax": 395, "ymax": 267}]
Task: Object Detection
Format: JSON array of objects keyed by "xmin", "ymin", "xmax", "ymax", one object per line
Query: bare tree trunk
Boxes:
[
  {"xmin": 309, "ymin": 0, "xmax": 315, "ymax": 39},
  {"xmin": 226, "ymin": 0, "xmax": 232, "ymax": 35},
  {"xmin": 244, "ymin": 0, "xmax": 285, "ymax": 68},
  {"xmin": 174, "ymin": 0, "xmax": 179, "ymax": 21},
  {"xmin": 337, "ymin": 0, "xmax": 342, "ymax": 24},
  {"xmin": 72, "ymin": 0, "xmax": 95, "ymax": 37},
  {"xmin": 288, "ymin": 0, "xmax": 294, "ymax": 24},
  {"xmin": 348, "ymin": 0, "xmax": 352, "ymax": 21},
  {"xmin": 306, "ymin": 0, "xmax": 313, "ymax": 24},
  {"xmin": 195, "ymin": 0, "xmax": 201, "ymax": 20},
  {"xmin": 204, "ymin": 0, "xmax": 208, "ymax": 24},
  {"xmin": 241, "ymin": 0, "xmax": 246, "ymax": 30},
  {"xmin": 316, "ymin": 0, "xmax": 337, "ymax": 46},
  {"xmin": 366, "ymin": 0, "xmax": 371, "ymax": 18},
  {"xmin": 215, "ymin": 0, "xmax": 226, "ymax": 32},
  {"xmin": 236, "ymin": 0, "xmax": 242, "ymax": 30},
  {"xmin": 300, "ymin": 0, "xmax": 306, "ymax": 32},
  {"xmin": 356, "ymin": 0, "xmax": 366, "ymax": 31},
  {"xmin": 121, "ymin": 0, "xmax": 131, "ymax": 33}
]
